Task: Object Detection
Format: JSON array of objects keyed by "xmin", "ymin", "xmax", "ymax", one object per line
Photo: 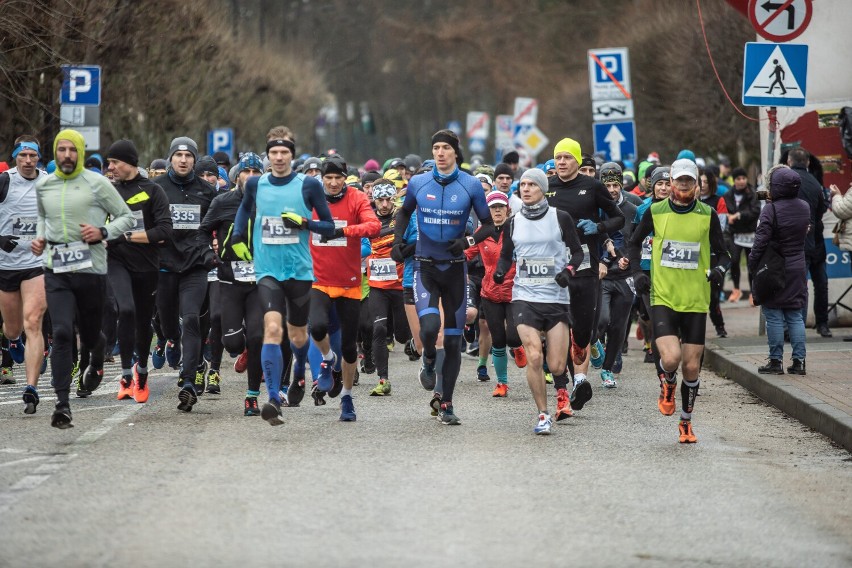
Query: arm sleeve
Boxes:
[
  {"xmin": 233, "ymin": 176, "xmax": 257, "ymax": 240},
  {"xmin": 198, "ymin": 195, "xmax": 221, "ymax": 247},
  {"xmin": 627, "ymin": 207, "xmax": 654, "ymax": 272},
  {"xmin": 343, "ymin": 192, "xmax": 381, "ymax": 238},
  {"xmin": 393, "ymin": 207, "xmax": 413, "ymax": 245},
  {"xmin": 303, "ymin": 177, "xmax": 335, "ymax": 236},
  {"xmin": 710, "ymin": 205, "xmax": 731, "ymax": 271},
  {"xmin": 557, "ymin": 210, "xmax": 585, "ymax": 268},
  {"xmin": 146, "ymin": 185, "xmax": 173, "ymax": 244},
  {"xmin": 100, "ymin": 181, "xmax": 135, "ymax": 236},
  {"xmin": 595, "ymin": 185, "xmax": 625, "ymax": 233},
  {"xmin": 496, "ymin": 217, "xmax": 515, "ymax": 275},
  {"xmin": 361, "ymin": 237, "xmax": 371, "ymax": 258}
]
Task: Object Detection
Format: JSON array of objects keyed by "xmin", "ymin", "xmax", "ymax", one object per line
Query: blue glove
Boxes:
[{"xmin": 577, "ymin": 219, "xmax": 599, "ymax": 235}]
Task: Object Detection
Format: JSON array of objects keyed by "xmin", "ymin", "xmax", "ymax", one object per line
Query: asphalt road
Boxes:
[{"xmin": 0, "ymin": 340, "xmax": 850, "ymax": 568}]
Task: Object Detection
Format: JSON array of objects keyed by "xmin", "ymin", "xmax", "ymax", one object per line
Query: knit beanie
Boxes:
[
  {"xmin": 194, "ymin": 155, "xmax": 218, "ymax": 176},
  {"xmin": 494, "ymin": 163, "xmax": 513, "ymax": 179},
  {"xmin": 553, "ymin": 138, "xmax": 582, "ymax": 163},
  {"xmin": 600, "ymin": 162, "xmax": 622, "ymax": 186},
  {"xmin": 169, "ymin": 136, "xmax": 198, "ymax": 161},
  {"xmin": 106, "ymin": 139, "xmax": 139, "ymax": 167},
  {"xmin": 520, "ymin": 168, "xmax": 549, "ymax": 194}
]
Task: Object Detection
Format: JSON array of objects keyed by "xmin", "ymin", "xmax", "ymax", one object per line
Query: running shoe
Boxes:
[
  {"xmin": 419, "ymin": 356, "xmax": 436, "ymax": 390},
  {"xmin": 429, "ymin": 392, "xmax": 442, "ymax": 417},
  {"xmin": 544, "ymin": 372, "xmax": 553, "ymax": 385},
  {"xmin": 22, "ymin": 385, "xmax": 38, "ymax": 414},
  {"xmin": 476, "ymin": 365, "xmax": 490, "ymax": 382},
  {"xmin": 339, "ymin": 394, "xmax": 356, "ymax": 421},
  {"xmin": 678, "ymin": 419, "xmax": 697, "ymax": 443},
  {"xmin": 590, "ymin": 339, "xmax": 605, "ymax": 369},
  {"xmin": 492, "ymin": 383, "xmax": 508, "ymax": 397},
  {"xmin": 177, "ymin": 384, "xmax": 197, "ymax": 412},
  {"xmin": 117, "ymin": 376, "xmax": 134, "ymax": 400},
  {"xmin": 359, "ymin": 352, "xmax": 376, "ymax": 375},
  {"xmin": 369, "ymin": 378, "xmax": 391, "ymax": 396},
  {"xmin": 404, "ymin": 338, "xmax": 421, "ymax": 361},
  {"xmin": 513, "ymin": 345, "xmax": 527, "ymax": 368},
  {"xmin": 328, "ymin": 369, "xmax": 343, "ymax": 398},
  {"xmin": 317, "ymin": 354, "xmax": 336, "ymax": 392},
  {"xmin": 555, "ymin": 388, "xmax": 573, "ymax": 421},
  {"xmin": 386, "ymin": 340, "xmax": 394, "ymax": 352},
  {"xmin": 133, "ymin": 364, "xmax": 149, "ymax": 403},
  {"xmin": 534, "ymin": 413, "xmax": 552, "ymax": 435},
  {"xmin": 643, "ymin": 350, "xmax": 655, "ymax": 364},
  {"xmin": 75, "ymin": 365, "xmax": 90, "ymax": 398},
  {"xmin": 658, "ymin": 374, "xmax": 677, "ymax": 416},
  {"xmin": 569, "ymin": 377, "xmax": 593, "ymax": 411},
  {"xmin": 233, "ymin": 348, "xmax": 248, "ymax": 373},
  {"xmin": 7, "ymin": 337, "xmax": 25, "ymax": 364},
  {"xmin": 600, "ymin": 370, "xmax": 617, "ymax": 389},
  {"xmin": 151, "ymin": 340, "xmax": 166, "ymax": 370},
  {"xmin": 261, "ymin": 398, "xmax": 284, "ymax": 426},
  {"xmin": 82, "ymin": 365, "xmax": 104, "ymax": 393},
  {"xmin": 727, "ymin": 288, "xmax": 742, "ymax": 303},
  {"xmin": 206, "ymin": 369, "xmax": 221, "ymax": 394},
  {"xmin": 193, "ymin": 368, "xmax": 206, "ymax": 396},
  {"xmin": 0, "ymin": 366, "xmax": 15, "ymax": 385},
  {"xmin": 570, "ymin": 335, "xmax": 587, "ymax": 366},
  {"xmin": 311, "ymin": 380, "xmax": 327, "ymax": 406},
  {"xmin": 244, "ymin": 396, "xmax": 260, "ymax": 417},
  {"xmin": 287, "ymin": 377, "xmax": 305, "ymax": 407},
  {"xmin": 51, "ymin": 402, "xmax": 73, "ymax": 429},
  {"xmin": 438, "ymin": 403, "xmax": 461, "ymax": 425},
  {"xmin": 165, "ymin": 340, "xmax": 181, "ymax": 369},
  {"xmin": 613, "ymin": 352, "xmax": 623, "ymax": 374}
]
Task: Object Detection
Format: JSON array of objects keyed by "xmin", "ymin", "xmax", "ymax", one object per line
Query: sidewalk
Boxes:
[{"xmin": 703, "ymin": 301, "xmax": 852, "ymax": 452}]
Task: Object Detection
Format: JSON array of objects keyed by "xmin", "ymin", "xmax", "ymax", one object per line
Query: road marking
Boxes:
[{"xmin": 0, "ymin": 403, "xmax": 143, "ymax": 516}]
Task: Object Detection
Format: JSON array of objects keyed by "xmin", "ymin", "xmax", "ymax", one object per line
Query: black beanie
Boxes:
[
  {"xmin": 431, "ymin": 130, "xmax": 463, "ymax": 165},
  {"xmin": 731, "ymin": 167, "xmax": 747, "ymax": 179},
  {"xmin": 502, "ymin": 150, "xmax": 519, "ymax": 165},
  {"xmin": 106, "ymin": 139, "xmax": 139, "ymax": 167},
  {"xmin": 194, "ymin": 155, "xmax": 218, "ymax": 176},
  {"xmin": 494, "ymin": 163, "xmax": 513, "ymax": 179},
  {"xmin": 322, "ymin": 155, "xmax": 348, "ymax": 176}
]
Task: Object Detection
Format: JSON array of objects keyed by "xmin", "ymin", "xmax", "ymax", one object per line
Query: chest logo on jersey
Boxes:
[
  {"xmin": 578, "ymin": 190, "xmax": 587, "ymax": 195},
  {"xmin": 426, "ymin": 194, "xmax": 436, "ymax": 200},
  {"xmin": 450, "ymin": 195, "xmax": 458, "ymax": 202}
]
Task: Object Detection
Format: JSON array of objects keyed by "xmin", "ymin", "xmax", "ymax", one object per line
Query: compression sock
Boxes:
[
  {"xmin": 478, "ymin": 353, "xmax": 489, "ymax": 368},
  {"xmin": 681, "ymin": 379, "xmax": 699, "ymax": 420},
  {"xmin": 291, "ymin": 341, "xmax": 309, "ymax": 379},
  {"xmin": 434, "ymin": 348, "xmax": 445, "ymax": 395},
  {"xmin": 491, "ymin": 347, "xmax": 508, "ymax": 384},
  {"xmin": 261, "ymin": 343, "xmax": 283, "ymax": 401},
  {"xmin": 246, "ymin": 389, "xmax": 260, "ymax": 398},
  {"xmin": 554, "ymin": 371, "xmax": 569, "ymax": 391}
]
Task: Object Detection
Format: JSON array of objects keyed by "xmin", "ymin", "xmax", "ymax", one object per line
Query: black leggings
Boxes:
[
  {"xmin": 359, "ymin": 296, "xmax": 373, "ymax": 356},
  {"xmin": 369, "ymin": 287, "xmax": 411, "ymax": 378},
  {"xmin": 219, "ymin": 281, "xmax": 265, "ymax": 392},
  {"xmin": 727, "ymin": 237, "xmax": 751, "ymax": 289},
  {"xmin": 567, "ymin": 274, "xmax": 599, "ymax": 348},
  {"xmin": 45, "ymin": 271, "xmax": 106, "ymax": 405},
  {"xmin": 156, "ymin": 267, "xmax": 208, "ymax": 381},
  {"xmin": 207, "ymin": 281, "xmax": 224, "ymax": 370},
  {"xmin": 480, "ymin": 298, "xmax": 520, "ymax": 350},
  {"xmin": 597, "ymin": 278, "xmax": 635, "ymax": 371},
  {"xmin": 308, "ymin": 290, "xmax": 361, "ymax": 364},
  {"xmin": 107, "ymin": 261, "xmax": 158, "ymax": 370}
]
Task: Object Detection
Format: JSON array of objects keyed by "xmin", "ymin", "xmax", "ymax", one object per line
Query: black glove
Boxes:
[
  {"xmin": 493, "ymin": 271, "xmax": 506, "ymax": 284},
  {"xmin": 707, "ymin": 266, "xmax": 726, "ymax": 288},
  {"xmin": 634, "ymin": 272, "xmax": 651, "ymax": 295},
  {"xmin": 446, "ymin": 237, "xmax": 468, "ymax": 256},
  {"xmin": 554, "ymin": 265, "xmax": 575, "ymax": 288},
  {"xmin": 0, "ymin": 235, "xmax": 19, "ymax": 253},
  {"xmin": 320, "ymin": 227, "xmax": 345, "ymax": 243}
]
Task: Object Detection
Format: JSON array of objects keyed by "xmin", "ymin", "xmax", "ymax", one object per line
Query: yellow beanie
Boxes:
[{"xmin": 553, "ymin": 138, "xmax": 582, "ymax": 163}]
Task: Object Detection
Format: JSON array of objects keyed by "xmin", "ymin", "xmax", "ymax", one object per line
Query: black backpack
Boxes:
[
  {"xmin": 751, "ymin": 203, "xmax": 786, "ymax": 305},
  {"xmin": 840, "ymin": 107, "xmax": 852, "ymax": 159}
]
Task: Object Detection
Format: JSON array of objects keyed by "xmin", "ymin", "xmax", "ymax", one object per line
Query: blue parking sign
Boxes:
[
  {"xmin": 60, "ymin": 65, "xmax": 101, "ymax": 106},
  {"xmin": 207, "ymin": 128, "xmax": 234, "ymax": 160}
]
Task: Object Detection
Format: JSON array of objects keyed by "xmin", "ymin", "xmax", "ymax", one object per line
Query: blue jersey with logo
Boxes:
[{"xmin": 402, "ymin": 171, "xmax": 490, "ymax": 262}]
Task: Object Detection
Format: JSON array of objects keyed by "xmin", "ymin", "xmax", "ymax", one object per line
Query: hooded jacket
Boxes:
[
  {"xmin": 722, "ymin": 185, "xmax": 761, "ymax": 235},
  {"xmin": 747, "ymin": 169, "xmax": 810, "ymax": 309},
  {"xmin": 35, "ymin": 129, "xmax": 135, "ymax": 275}
]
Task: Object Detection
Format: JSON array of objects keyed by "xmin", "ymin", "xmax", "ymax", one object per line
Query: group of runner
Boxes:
[{"xmin": 0, "ymin": 125, "xmax": 730, "ymax": 442}]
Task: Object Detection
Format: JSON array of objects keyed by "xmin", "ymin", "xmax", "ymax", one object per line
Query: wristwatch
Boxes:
[
  {"xmin": 124, "ymin": 231, "xmax": 134, "ymax": 242},
  {"xmin": 466, "ymin": 236, "xmax": 475, "ymax": 248},
  {"xmin": 99, "ymin": 227, "xmax": 108, "ymax": 240}
]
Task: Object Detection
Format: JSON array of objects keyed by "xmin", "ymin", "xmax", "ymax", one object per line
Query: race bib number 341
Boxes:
[{"xmin": 660, "ymin": 240, "xmax": 700, "ymax": 270}]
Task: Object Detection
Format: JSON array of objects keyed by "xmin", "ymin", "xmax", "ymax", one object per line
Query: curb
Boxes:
[{"xmin": 704, "ymin": 346, "xmax": 852, "ymax": 453}]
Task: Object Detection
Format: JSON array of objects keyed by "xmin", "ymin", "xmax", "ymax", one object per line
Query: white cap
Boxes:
[{"xmin": 671, "ymin": 158, "xmax": 698, "ymax": 180}]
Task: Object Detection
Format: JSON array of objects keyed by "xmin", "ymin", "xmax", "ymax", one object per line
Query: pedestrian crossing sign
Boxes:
[{"xmin": 742, "ymin": 42, "xmax": 808, "ymax": 107}]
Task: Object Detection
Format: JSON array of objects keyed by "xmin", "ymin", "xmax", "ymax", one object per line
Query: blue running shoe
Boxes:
[
  {"xmin": 590, "ymin": 340, "xmax": 605, "ymax": 369},
  {"xmin": 534, "ymin": 412, "xmax": 552, "ymax": 435},
  {"xmin": 110, "ymin": 341, "xmax": 120, "ymax": 357},
  {"xmin": 317, "ymin": 353, "xmax": 336, "ymax": 392},
  {"xmin": 419, "ymin": 356, "xmax": 436, "ymax": 390},
  {"xmin": 7, "ymin": 337, "xmax": 25, "ymax": 365},
  {"xmin": 476, "ymin": 365, "xmax": 490, "ymax": 382},
  {"xmin": 601, "ymin": 370, "xmax": 617, "ymax": 388},
  {"xmin": 165, "ymin": 340, "xmax": 181, "ymax": 369},
  {"xmin": 151, "ymin": 340, "xmax": 166, "ymax": 369},
  {"xmin": 23, "ymin": 385, "xmax": 39, "ymax": 414},
  {"xmin": 339, "ymin": 394, "xmax": 356, "ymax": 421}
]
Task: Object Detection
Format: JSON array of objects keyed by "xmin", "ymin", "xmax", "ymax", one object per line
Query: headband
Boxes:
[
  {"xmin": 431, "ymin": 132, "xmax": 459, "ymax": 153},
  {"xmin": 12, "ymin": 141, "xmax": 40, "ymax": 159},
  {"xmin": 266, "ymin": 138, "xmax": 296, "ymax": 156},
  {"xmin": 371, "ymin": 182, "xmax": 397, "ymax": 199}
]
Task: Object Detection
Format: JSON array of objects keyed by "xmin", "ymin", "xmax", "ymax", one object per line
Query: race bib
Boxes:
[
  {"xmin": 578, "ymin": 244, "xmax": 591, "ymax": 272},
  {"xmin": 11, "ymin": 216, "xmax": 37, "ymax": 241},
  {"xmin": 207, "ymin": 268, "xmax": 218, "ymax": 282},
  {"xmin": 641, "ymin": 236, "xmax": 652, "ymax": 261},
  {"xmin": 369, "ymin": 258, "xmax": 398, "ymax": 282},
  {"xmin": 733, "ymin": 232, "xmax": 755, "ymax": 248},
  {"xmin": 261, "ymin": 216, "xmax": 298, "ymax": 245},
  {"xmin": 312, "ymin": 220, "xmax": 348, "ymax": 247},
  {"xmin": 169, "ymin": 203, "xmax": 201, "ymax": 230},
  {"xmin": 516, "ymin": 257, "xmax": 556, "ymax": 285},
  {"xmin": 231, "ymin": 261, "xmax": 256, "ymax": 283},
  {"xmin": 51, "ymin": 241, "xmax": 92, "ymax": 273},
  {"xmin": 130, "ymin": 210, "xmax": 145, "ymax": 233},
  {"xmin": 660, "ymin": 240, "xmax": 700, "ymax": 270}
]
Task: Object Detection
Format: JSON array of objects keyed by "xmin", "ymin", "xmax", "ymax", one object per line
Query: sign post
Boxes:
[
  {"xmin": 589, "ymin": 48, "xmax": 635, "ymax": 162},
  {"xmin": 60, "ymin": 65, "xmax": 102, "ymax": 150}
]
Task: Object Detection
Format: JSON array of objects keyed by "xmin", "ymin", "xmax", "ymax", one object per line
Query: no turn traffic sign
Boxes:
[{"xmin": 748, "ymin": 0, "xmax": 812, "ymax": 42}]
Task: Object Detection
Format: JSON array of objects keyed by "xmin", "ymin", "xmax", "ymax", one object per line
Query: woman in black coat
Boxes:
[
  {"xmin": 723, "ymin": 168, "xmax": 762, "ymax": 302},
  {"xmin": 748, "ymin": 166, "xmax": 810, "ymax": 375}
]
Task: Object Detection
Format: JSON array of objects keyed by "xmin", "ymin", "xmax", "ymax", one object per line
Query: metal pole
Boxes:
[{"xmin": 758, "ymin": 106, "xmax": 778, "ymax": 336}]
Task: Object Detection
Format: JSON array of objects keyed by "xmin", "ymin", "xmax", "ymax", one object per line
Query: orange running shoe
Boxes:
[
  {"xmin": 658, "ymin": 376, "xmax": 677, "ymax": 416},
  {"xmin": 133, "ymin": 364, "xmax": 149, "ymax": 404},
  {"xmin": 233, "ymin": 348, "xmax": 248, "ymax": 374},
  {"xmin": 513, "ymin": 346, "xmax": 527, "ymax": 368},
  {"xmin": 678, "ymin": 419, "xmax": 697, "ymax": 443},
  {"xmin": 555, "ymin": 388, "xmax": 573, "ymax": 421},
  {"xmin": 728, "ymin": 288, "xmax": 742, "ymax": 303},
  {"xmin": 492, "ymin": 383, "xmax": 508, "ymax": 397},
  {"xmin": 117, "ymin": 377, "xmax": 133, "ymax": 400}
]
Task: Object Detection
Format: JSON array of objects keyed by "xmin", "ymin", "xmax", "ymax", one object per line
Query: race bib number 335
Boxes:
[{"xmin": 169, "ymin": 204, "xmax": 201, "ymax": 230}]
